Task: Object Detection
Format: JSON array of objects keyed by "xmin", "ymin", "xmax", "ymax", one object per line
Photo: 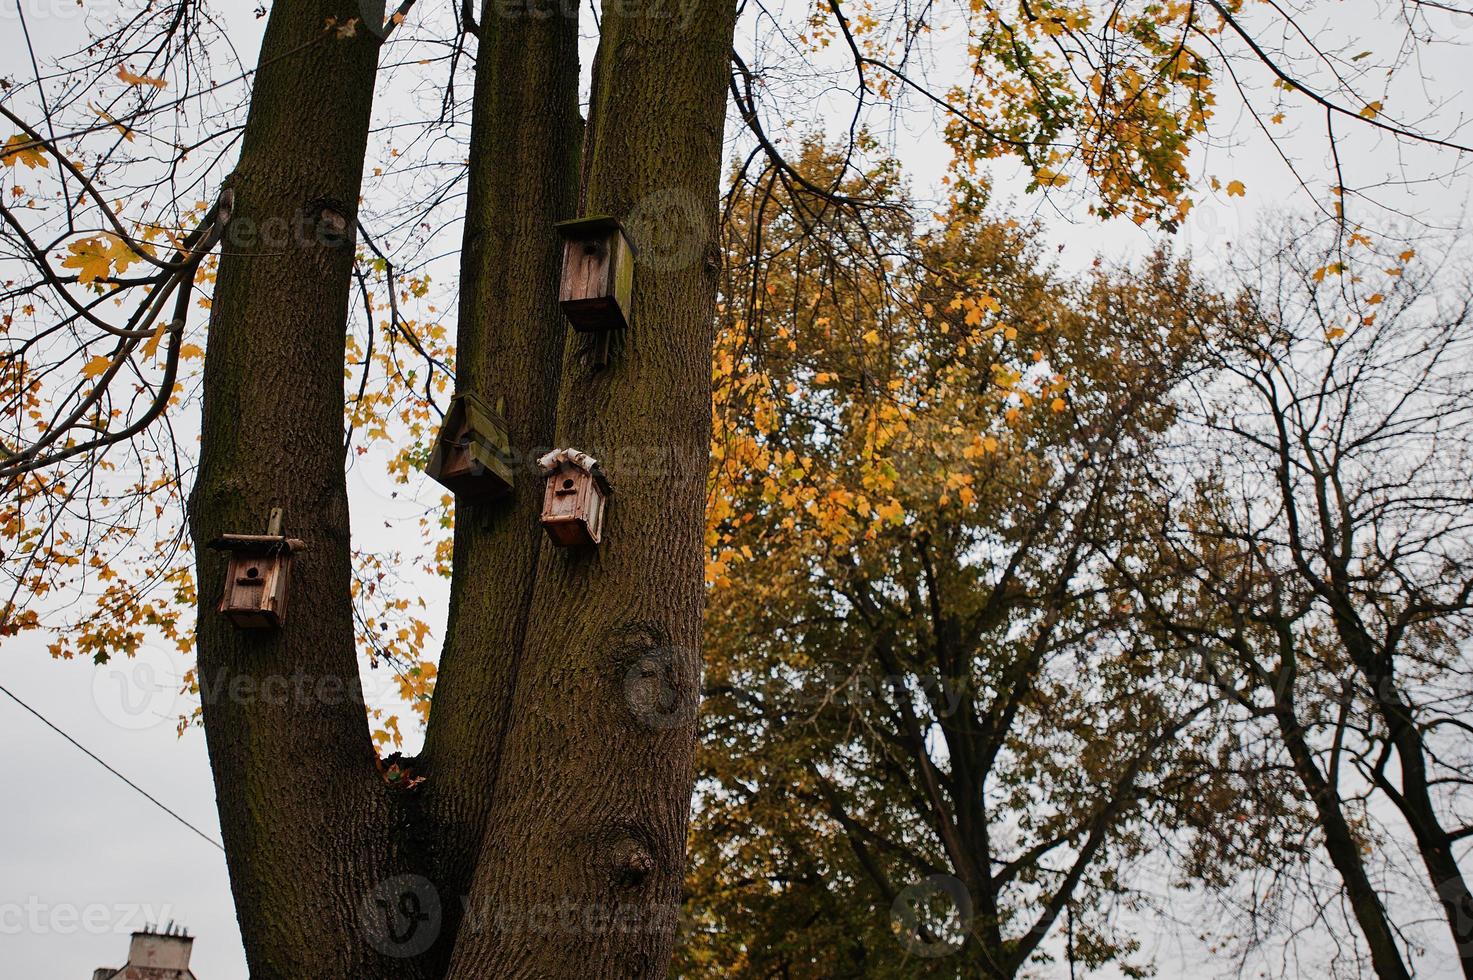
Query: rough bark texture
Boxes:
[
  {"xmin": 442, "ymin": 4, "xmax": 738, "ymax": 975},
  {"xmin": 186, "ymin": 2, "xmax": 396, "ymax": 977},
  {"xmin": 413, "ymin": 1, "xmax": 582, "ymax": 969}
]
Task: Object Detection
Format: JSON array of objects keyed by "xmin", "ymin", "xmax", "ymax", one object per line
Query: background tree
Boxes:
[
  {"xmin": 684, "ymin": 153, "xmax": 1238, "ymax": 976},
  {"xmin": 1120, "ymin": 221, "xmax": 1473, "ymax": 977}
]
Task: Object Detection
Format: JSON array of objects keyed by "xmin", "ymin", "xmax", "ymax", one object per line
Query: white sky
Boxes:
[{"xmin": 1, "ymin": 0, "xmax": 1470, "ymax": 977}]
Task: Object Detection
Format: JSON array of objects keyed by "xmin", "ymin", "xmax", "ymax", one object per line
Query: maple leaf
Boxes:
[
  {"xmin": 140, "ymin": 320, "xmax": 169, "ymax": 360},
  {"xmin": 61, "ymin": 234, "xmax": 143, "ymax": 285},
  {"xmin": 81, "ymin": 354, "xmax": 113, "ymax": 379},
  {"xmin": 61, "ymin": 238, "xmax": 113, "ymax": 284},
  {"xmin": 1225, "ymin": 180, "xmax": 1246, "ymax": 197},
  {"xmin": 2, "ymin": 134, "xmax": 47, "ymax": 170}
]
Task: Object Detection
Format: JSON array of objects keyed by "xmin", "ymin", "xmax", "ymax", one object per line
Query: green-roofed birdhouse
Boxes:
[
  {"xmin": 426, "ymin": 392, "xmax": 515, "ymax": 500},
  {"xmin": 557, "ymin": 216, "xmax": 636, "ymax": 333}
]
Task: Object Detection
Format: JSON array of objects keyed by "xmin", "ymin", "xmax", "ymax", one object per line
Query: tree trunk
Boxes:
[
  {"xmin": 412, "ymin": 1, "xmax": 582, "ymax": 969},
  {"xmin": 186, "ymin": 2, "xmax": 398, "ymax": 976},
  {"xmin": 1270, "ymin": 685, "xmax": 1411, "ymax": 980},
  {"xmin": 1363, "ymin": 655, "xmax": 1473, "ymax": 976},
  {"xmin": 188, "ymin": 0, "xmax": 738, "ymax": 974},
  {"xmin": 442, "ymin": 4, "xmax": 738, "ymax": 975}
]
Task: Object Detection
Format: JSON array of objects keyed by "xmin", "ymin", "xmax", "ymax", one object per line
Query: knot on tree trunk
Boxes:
[{"xmin": 610, "ymin": 621, "xmax": 697, "ymax": 731}]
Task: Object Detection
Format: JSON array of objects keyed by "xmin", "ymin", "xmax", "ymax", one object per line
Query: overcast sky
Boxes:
[{"xmin": 2, "ymin": 0, "xmax": 1470, "ymax": 977}]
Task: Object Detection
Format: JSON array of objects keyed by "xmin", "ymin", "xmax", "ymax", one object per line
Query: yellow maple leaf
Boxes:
[
  {"xmin": 62, "ymin": 238, "xmax": 113, "ymax": 284},
  {"xmin": 1359, "ymin": 100, "xmax": 1383, "ymax": 120},
  {"xmin": 1225, "ymin": 180, "xmax": 1246, "ymax": 197},
  {"xmin": 82, "ymin": 354, "xmax": 113, "ymax": 378},
  {"xmin": 140, "ymin": 320, "xmax": 169, "ymax": 360},
  {"xmin": 62, "ymin": 234, "xmax": 143, "ymax": 285},
  {"xmin": 2, "ymin": 134, "xmax": 48, "ymax": 169},
  {"xmin": 1034, "ymin": 167, "xmax": 1069, "ymax": 188},
  {"xmin": 1051, "ymin": 397, "xmax": 1068, "ymax": 413}
]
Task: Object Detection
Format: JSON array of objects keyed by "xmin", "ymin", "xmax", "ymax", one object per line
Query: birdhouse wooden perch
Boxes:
[
  {"xmin": 209, "ymin": 534, "xmax": 306, "ymax": 630},
  {"xmin": 539, "ymin": 448, "xmax": 612, "ymax": 547},
  {"xmin": 426, "ymin": 392, "xmax": 515, "ymax": 500},
  {"xmin": 557, "ymin": 216, "xmax": 636, "ymax": 333}
]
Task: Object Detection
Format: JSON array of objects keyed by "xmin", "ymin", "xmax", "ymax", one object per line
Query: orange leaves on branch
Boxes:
[
  {"xmin": 61, "ymin": 234, "xmax": 147, "ymax": 285},
  {"xmin": 2, "ymin": 134, "xmax": 48, "ymax": 170}
]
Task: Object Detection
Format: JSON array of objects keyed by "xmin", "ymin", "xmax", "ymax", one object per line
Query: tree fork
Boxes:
[
  {"xmin": 413, "ymin": 0, "xmax": 582, "ymax": 969},
  {"xmin": 186, "ymin": 2, "xmax": 402, "ymax": 976},
  {"xmin": 443, "ymin": 2, "xmax": 739, "ymax": 975}
]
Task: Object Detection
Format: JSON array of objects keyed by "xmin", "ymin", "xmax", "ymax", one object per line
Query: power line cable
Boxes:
[{"xmin": 0, "ymin": 681, "xmax": 225, "ymax": 852}]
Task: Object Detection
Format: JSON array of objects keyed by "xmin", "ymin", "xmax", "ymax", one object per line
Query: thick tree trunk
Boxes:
[
  {"xmin": 186, "ymin": 2, "xmax": 398, "ymax": 977},
  {"xmin": 442, "ymin": 5, "xmax": 738, "ymax": 975},
  {"xmin": 412, "ymin": 2, "xmax": 582, "ymax": 970},
  {"xmin": 188, "ymin": 0, "xmax": 737, "ymax": 974}
]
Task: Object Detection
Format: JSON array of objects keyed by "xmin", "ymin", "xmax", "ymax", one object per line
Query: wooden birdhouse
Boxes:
[
  {"xmin": 209, "ymin": 534, "xmax": 306, "ymax": 630},
  {"xmin": 556, "ymin": 216, "xmax": 636, "ymax": 333},
  {"xmin": 426, "ymin": 392, "xmax": 515, "ymax": 500},
  {"xmin": 538, "ymin": 448, "xmax": 612, "ymax": 547}
]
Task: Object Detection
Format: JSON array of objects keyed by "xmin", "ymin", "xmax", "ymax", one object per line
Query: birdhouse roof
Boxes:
[
  {"xmin": 208, "ymin": 534, "xmax": 307, "ymax": 555},
  {"xmin": 445, "ymin": 391, "xmax": 510, "ymax": 454},
  {"xmin": 537, "ymin": 447, "xmax": 612, "ymax": 494},
  {"xmin": 554, "ymin": 215, "xmax": 639, "ymax": 255}
]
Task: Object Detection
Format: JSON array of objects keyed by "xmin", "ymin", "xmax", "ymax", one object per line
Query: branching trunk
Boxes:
[
  {"xmin": 442, "ymin": 6, "xmax": 738, "ymax": 973},
  {"xmin": 189, "ymin": 0, "xmax": 737, "ymax": 976},
  {"xmin": 413, "ymin": 2, "xmax": 582, "ymax": 969},
  {"xmin": 1266, "ymin": 656, "xmax": 1412, "ymax": 980}
]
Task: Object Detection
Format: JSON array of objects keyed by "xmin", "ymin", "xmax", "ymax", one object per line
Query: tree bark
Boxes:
[
  {"xmin": 186, "ymin": 2, "xmax": 398, "ymax": 977},
  {"xmin": 413, "ymin": 0, "xmax": 582, "ymax": 968},
  {"xmin": 442, "ymin": 4, "xmax": 738, "ymax": 975}
]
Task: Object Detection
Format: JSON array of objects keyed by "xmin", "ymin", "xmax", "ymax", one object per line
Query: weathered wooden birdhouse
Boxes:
[
  {"xmin": 556, "ymin": 216, "xmax": 636, "ymax": 332},
  {"xmin": 539, "ymin": 448, "xmax": 612, "ymax": 547},
  {"xmin": 210, "ymin": 534, "xmax": 306, "ymax": 630},
  {"xmin": 426, "ymin": 392, "xmax": 515, "ymax": 500}
]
